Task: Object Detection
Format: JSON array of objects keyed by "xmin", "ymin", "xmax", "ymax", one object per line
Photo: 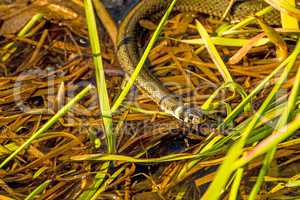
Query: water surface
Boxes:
[{"xmin": 102, "ymin": 0, "xmax": 140, "ymax": 22}]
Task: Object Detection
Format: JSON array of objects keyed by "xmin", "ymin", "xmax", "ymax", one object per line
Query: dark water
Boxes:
[{"xmin": 102, "ymin": 0, "xmax": 140, "ymax": 22}]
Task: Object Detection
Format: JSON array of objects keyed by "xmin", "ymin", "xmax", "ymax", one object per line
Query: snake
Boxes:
[{"xmin": 116, "ymin": 0, "xmax": 283, "ymax": 124}]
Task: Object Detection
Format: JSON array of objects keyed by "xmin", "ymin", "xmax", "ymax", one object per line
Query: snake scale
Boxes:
[{"xmin": 116, "ymin": 0, "xmax": 285, "ymax": 124}]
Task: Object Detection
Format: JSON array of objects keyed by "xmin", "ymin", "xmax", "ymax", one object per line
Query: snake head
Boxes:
[{"xmin": 174, "ymin": 104, "xmax": 208, "ymax": 125}]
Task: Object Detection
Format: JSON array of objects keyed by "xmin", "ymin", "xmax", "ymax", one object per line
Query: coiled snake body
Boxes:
[{"xmin": 117, "ymin": 0, "xmax": 282, "ymax": 124}]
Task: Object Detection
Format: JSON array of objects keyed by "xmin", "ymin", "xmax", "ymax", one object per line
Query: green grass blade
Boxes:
[
  {"xmin": 111, "ymin": 0, "xmax": 177, "ymax": 112},
  {"xmin": 203, "ymin": 38, "xmax": 300, "ymax": 199},
  {"xmin": 72, "ymin": 103, "xmax": 299, "ymax": 166},
  {"xmin": 221, "ymin": 59, "xmax": 287, "ymax": 126},
  {"xmin": 3, "ymin": 13, "xmax": 43, "ymax": 50},
  {"xmin": 33, "ymin": 166, "xmax": 48, "ymax": 179},
  {"xmin": 238, "ymin": 37, "xmax": 300, "ymax": 141},
  {"xmin": 24, "ymin": 180, "xmax": 51, "ymax": 200},
  {"xmin": 201, "ymin": 139, "xmax": 243, "ymax": 200},
  {"xmin": 178, "ymin": 37, "xmax": 269, "ymax": 47},
  {"xmin": 281, "ymin": 61, "xmax": 300, "ymax": 124},
  {"xmin": 79, "ymin": 161, "xmax": 110, "ymax": 200},
  {"xmin": 84, "ymin": 0, "xmax": 114, "ymax": 153},
  {"xmin": 195, "ymin": 20, "xmax": 233, "ymax": 83},
  {"xmin": 180, "ymin": 100, "xmax": 296, "ymax": 181},
  {"xmin": 175, "ymin": 185, "xmax": 188, "ymax": 200},
  {"xmin": 80, "ymin": 141, "xmax": 162, "ymax": 199},
  {"xmin": 221, "ymin": 47, "xmax": 297, "ymax": 127},
  {"xmin": 280, "ymin": 0, "xmax": 298, "ymax": 29},
  {"xmin": 201, "ymin": 82, "xmax": 249, "ymax": 111},
  {"xmin": 229, "ymin": 168, "xmax": 244, "ymax": 200},
  {"xmin": 222, "ymin": 6, "xmax": 273, "ymax": 35},
  {"xmin": 235, "ymin": 114, "xmax": 300, "ymax": 168},
  {"xmin": 0, "ymin": 85, "xmax": 93, "ymax": 169},
  {"xmin": 249, "ymin": 35, "xmax": 300, "ymax": 199},
  {"xmin": 176, "ymin": 135, "xmax": 222, "ymax": 180},
  {"xmin": 265, "ymin": 0, "xmax": 300, "ymax": 20},
  {"xmin": 80, "ymin": 1, "xmax": 115, "ymax": 199},
  {"xmin": 256, "ymin": 17, "xmax": 288, "ymax": 61},
  {"xmin": 238, "ymin": 38, "xmax": 298, "ymax": 141},
  {"xmin": 2, "ymin": 13, "xmax": 43, "ymax": 61},
  {"xmin": 72, "ymin": 153, "xmax": 193, "ymax": 163},
  {"xmin": 90, "ymin": 165, "xmax": 126, "ymax": 200},
  {"xmin": 286, "ymin": 179, "xmax": 300, "ymax": 187},
  {"xmin": 0, "ymin": 143, "xmax": 18, "ymax": 156},
  {"xmin": 248, "ymin": 147, "xmax": 276, "ymax": 200}
]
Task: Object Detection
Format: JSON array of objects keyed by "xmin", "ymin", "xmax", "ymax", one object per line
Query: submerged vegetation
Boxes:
[{"xmin": 0, "ymin": 0, "xmax": 300, "ymax": 199}]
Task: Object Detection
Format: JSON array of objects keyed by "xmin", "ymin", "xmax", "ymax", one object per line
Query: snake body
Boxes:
[{"xmin": 117, "ymin": 0, "xmax": 282, "ymax": 124}]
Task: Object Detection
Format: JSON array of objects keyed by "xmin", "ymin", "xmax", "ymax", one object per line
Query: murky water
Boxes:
[{"xmin": 102, "ymin": 0, "xmax": 139, "ymax": 22}]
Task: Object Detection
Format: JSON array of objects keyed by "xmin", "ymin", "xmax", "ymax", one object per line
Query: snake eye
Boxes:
[
  {"xmin": 175, "ymin": 105, "xmax": 207, "ymax": 125},
  {"xmin": 192, "ymin": 114, "xmax": 205, "ymax": 125},
  {"xmin": 184, "ymin": 113, "xmax": 194, "ymax": 123}
]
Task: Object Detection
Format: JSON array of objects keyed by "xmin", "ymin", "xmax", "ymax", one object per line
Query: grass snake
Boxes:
[{"xmin": 116, "ymin": 0, "xmax": 284, "ymax": 124}]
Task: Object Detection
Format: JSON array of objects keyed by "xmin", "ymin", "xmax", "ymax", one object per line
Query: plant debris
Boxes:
[{"xmin": 0, "ymin": 0, "xmax": 300, "ymax": 199}]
